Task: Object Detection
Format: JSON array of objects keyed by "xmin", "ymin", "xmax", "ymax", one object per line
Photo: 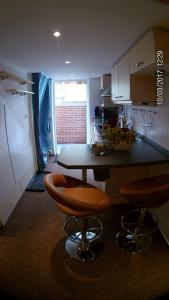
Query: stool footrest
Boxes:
[{"xmin": 116, "ymin": 209, "xmax": 158, "ymax": 253}]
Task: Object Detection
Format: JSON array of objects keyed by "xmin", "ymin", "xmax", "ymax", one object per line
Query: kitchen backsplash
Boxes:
[{"xmin": 126, "ymin": 75, "xmax": 169, "ymax": 151}]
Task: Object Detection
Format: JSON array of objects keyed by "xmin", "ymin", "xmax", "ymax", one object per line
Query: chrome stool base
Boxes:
[
  {"xmin": 116, "ymin": 209, "xmax": 158, "ymax": 253},
  {"xmin": 69, "ymin": 231, "xmax": 96, "ymax": 242},
  {"xmin": 65, "ymin": 234, "xmax": 95, "ymax": 261},
  {"xmin": 116, "ymin": 231, "xmax": 152, "ymax": 253},
  {"xmin": 64, "ymin": 216, "xmax": 103, "ymax": 260}
]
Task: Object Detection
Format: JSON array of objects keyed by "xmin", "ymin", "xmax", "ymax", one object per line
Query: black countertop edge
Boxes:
[
  {"xmin": 57, "ymin": 160, "xmax": 169, "ymax": 170},
  {"xmin": 136, "ymin": 132, "xmax": 169, "ymax": 156}
]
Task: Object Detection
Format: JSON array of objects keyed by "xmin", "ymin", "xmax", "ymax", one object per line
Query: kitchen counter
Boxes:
[{"xmin": 57, "ymin": 139, "xmax": 169, "ymax": 170}]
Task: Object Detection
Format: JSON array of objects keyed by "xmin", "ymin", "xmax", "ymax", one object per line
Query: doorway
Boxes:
[{"xmin": 53, "ymin": 80, "xmax": 87, "ymax": 150}]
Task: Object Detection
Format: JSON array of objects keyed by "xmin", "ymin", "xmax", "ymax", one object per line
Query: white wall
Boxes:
[
  {"xmin": 87, "ymin": 78, "xmax": 101, "ymax": 144},
  {"xmin": 0, "ymin": 59, "xmax": 36, "ymax": 225}
]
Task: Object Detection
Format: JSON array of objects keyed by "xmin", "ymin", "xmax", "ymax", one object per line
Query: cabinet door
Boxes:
[
  {"xmin": 130, "ymin": 74, "xmax": 156, "ymax": 105},
  {"xmin": 118, "ymin": 53, "xmax": 130, "ymax": 101},
  {"xmin": 130, "ymin": 30, "xmax": 155, "ymax": 74},
  {"xmin": 111, "ymin": 64, "xmax": 118, "ymax": 101}
]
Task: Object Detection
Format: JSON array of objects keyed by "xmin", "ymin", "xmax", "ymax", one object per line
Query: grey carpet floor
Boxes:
[{"xmin": 0, "ymin": 190, "xmax": 169, "ymax": 300}]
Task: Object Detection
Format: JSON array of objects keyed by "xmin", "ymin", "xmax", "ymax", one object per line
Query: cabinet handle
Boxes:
[
  {"xmin": 118, "ymin": 96, "xmax": 123, "ymax": 98},
  {"xmin": 114, "ymin": 96, "xmax": 119, "ymax": 98},
  {"xmin": 136, "ymin": 61, "xmax": 144, "ymax": 67}
]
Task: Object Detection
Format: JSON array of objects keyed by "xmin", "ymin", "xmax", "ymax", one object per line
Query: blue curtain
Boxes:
[{"xmin": 32, "ymin": 73, "xmax": 52, "ymax": 171}]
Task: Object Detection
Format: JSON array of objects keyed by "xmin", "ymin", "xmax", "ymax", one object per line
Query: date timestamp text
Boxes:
[{"xmin": 156, "ymin": 50, "xmax": 164, "ymax": 105}]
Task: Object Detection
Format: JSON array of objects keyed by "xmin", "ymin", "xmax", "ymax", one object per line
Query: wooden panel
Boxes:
[
  {"xmin": 130, "ymin": 73, "xmax": 156, "ymax": 105},
  {"xmin": 106, "ymin": 166, "xmax": 148, "ymax": 196},
  {"xmin": 100, "ymin": 74, "xmax": 111, "ymax": 90}
]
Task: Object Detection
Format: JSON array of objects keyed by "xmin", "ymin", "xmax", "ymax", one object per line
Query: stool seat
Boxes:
[
  {"xmin": 63, "ymin": 187, "xmax": 111, "ymax": 214},
  {"xmin": 117, "ymin": 174, "xmax": 169, "ymax": 253},
  {"xmin": 57, "ymin": 187, "xmax": 111, "ymax": 217},
  {"xmin": 44, "ymin": 173, "xmax": 112, "ymax": 216},
  {"xmin": 120, "ymin": 174, "xmax": 169, "ymax": 208}
]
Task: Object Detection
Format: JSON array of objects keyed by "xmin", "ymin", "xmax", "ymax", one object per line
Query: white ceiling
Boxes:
[{"xmin": 0, "ymin": 0, "xmax": 169, "ymax": 80}]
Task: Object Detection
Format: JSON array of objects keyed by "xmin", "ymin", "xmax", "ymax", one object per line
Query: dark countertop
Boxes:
[{"xmin": 56, "ymin": 139, "xmax": 169, "ymax": 170}]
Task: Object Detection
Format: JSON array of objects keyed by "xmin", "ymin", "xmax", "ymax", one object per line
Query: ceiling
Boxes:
[{"xmin": 0, "ymin": 0, "xmax": 169, "ymax": 80}]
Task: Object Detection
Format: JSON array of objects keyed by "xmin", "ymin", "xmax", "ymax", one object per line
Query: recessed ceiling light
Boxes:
[
  {"xmin": 53, "ymin": 31, "xmax": 61, "ymax": 38},
  {"xmin": 65, "ymin": 61, "xmax": 71, "ymax": 64}
]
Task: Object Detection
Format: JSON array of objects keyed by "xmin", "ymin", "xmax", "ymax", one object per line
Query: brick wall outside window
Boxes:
[{"xmin": 56, "ymin": 106, "xmax": 86, "ymax": 144}]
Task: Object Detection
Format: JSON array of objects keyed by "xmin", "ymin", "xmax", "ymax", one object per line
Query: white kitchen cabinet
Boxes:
[
  {"xmin": 111, "ymin": 29, "xmax": 169, "ymax": 106},
  {"xmin": 0, "ymin": 99, "xmax": 22, "ymax": 225},
  {"xmin": 130, "ymin": 29, "xmax": 169, "ymax": 74},
  {"xmin": 0, "ymin": 63, "xmax": 36, "ymax": 226},
  {"xmin": 111, "ymin": 64, "xmax": 118, "ymax": 101},
  {"xmin": 5, "ymin": 102, "xmax": 35, "ymax": 183},
  {"xmin": 118, "ymin": 54, "xmax": 130, "ymax": 101},
  {"xmin": 111, "ymin": 53, "xmax": 131, "ymax": 104},
  {"xmin": 130, "ymin": 30, "xmax": 155, "ymax": 74},
  {"xmin": 0, "ymin": 97, "xmax": 36, "ymax": 225}
]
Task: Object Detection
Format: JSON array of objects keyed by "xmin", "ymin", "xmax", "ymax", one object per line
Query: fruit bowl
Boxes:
[
  {"xmin": 102, "ymin": 128, "xmax": 135, "ymax": 152},
  {"xmin": 111, "ymin": 142, "xmax": 133, "ymax": 151}
]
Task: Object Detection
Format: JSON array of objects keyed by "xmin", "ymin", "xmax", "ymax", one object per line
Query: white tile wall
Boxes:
[{"xmin": 127, "ymin": 75, "xmax": 169, "ymax": 151}]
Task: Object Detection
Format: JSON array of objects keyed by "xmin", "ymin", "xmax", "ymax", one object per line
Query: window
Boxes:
[{"xmin": 54, "ymin": 80, "xmax": 87, "ymax": 105}]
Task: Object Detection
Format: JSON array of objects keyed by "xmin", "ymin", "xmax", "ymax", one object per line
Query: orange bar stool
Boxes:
[
  {"xmin": 116, "ymin": 174, "xmax": 169, "ymax": 253},
  {"xmin": 44, "ymin": 173, "xmax": 112, "ymax": 261}
]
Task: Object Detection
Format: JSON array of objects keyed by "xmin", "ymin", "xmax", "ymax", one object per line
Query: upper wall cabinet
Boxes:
[
  {"xmin": 118, "ymin": 54, "xmax": 130, "ymax": 101},
  {"xmin": 111, "ymin": 53, "xmax": 131, "ymax": 104},
  {"xmin": 111, "ymin": 64, "xmax": 118, "ymax": 101},
  {"xmin": 111, "ymin": 28, "xmax": 169, "ymax": 106},
  {"xmin": 130, "ymin": 29, "xmax": 169, "ymax": 74},
  {"xmin": 129, "ymin": 29, "xmax": 169, "ymax": 105},
  {"xmin": 130, "ymin": 30, "xmax": 155, "ymax": 74}
]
